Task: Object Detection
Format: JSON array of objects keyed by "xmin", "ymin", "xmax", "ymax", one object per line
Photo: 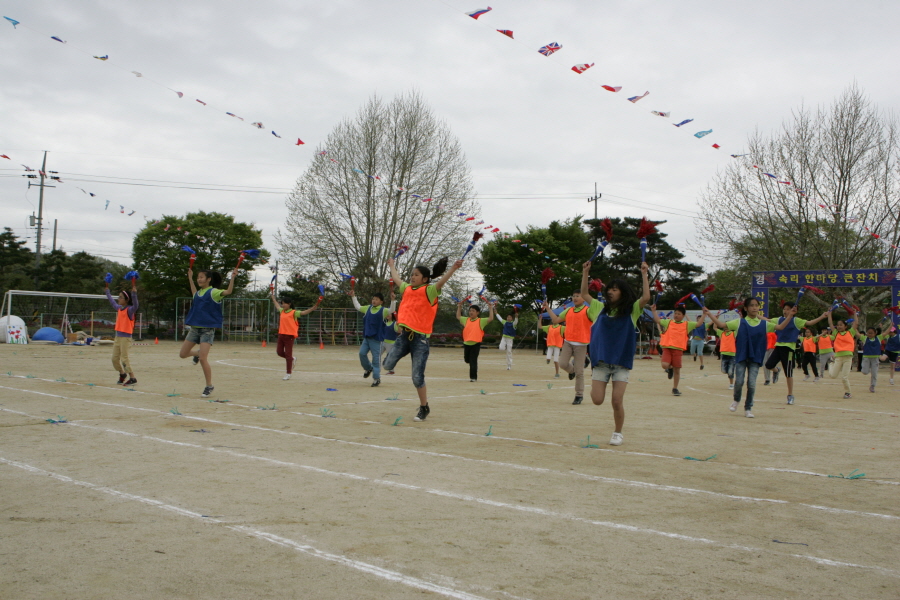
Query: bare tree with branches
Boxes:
[
  {"xmin": 697, "ymin": 85, "xmax": 900, "ymax": 320},
  {"xmin": 276, "ymin": 91, "xmax": 479, "ymax": 291}
]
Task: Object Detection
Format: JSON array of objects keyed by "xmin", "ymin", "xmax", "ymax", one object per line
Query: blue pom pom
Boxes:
[
  {"xmin": 242, "ymin": 249, "xmax": 260, "ymax": 259},
  {"xmin": 124, "ymin": 270, "xmax": 140, "ymax": 281},
  {"xmin": 104, "ymin": 273, "xmax": 113, "ymax": 284},
  {"xmin": 317, "ymin": 284, "xmax": 325, "ymax": 296},
  {"xmin": 181, "ymin": 245, "xmax": 196, "ymax": 254}
]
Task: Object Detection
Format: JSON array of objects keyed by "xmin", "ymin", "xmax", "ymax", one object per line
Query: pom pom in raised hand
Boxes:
[
  {"xmin": 124, "ymin": 270, "xmax": 140, "ymax": 281},
  {"xmin": 588, "ymin": 218, "xmax": 615, "ymax": 261},
  {"xmin": 461, "ymin": 231, "xmax": 484, "ymax": 260},
  {"xmin": 541, "ymin": 268, "xmax": 555, "ymax": 300},
  {"xmin": 635, "ymin": 217, "xmax": 659, "ymax": 263},
  {"xmin": 181, "ymin": 245, "xmax": 197, "ymax": 268},
  {"xmin": 104, "ymin": 272, "xmax": 113, "ymax": 285},
  {"xmin": 588, "ymin": 278, "xmax": 604, "ymax": 293},
  {"xmin": 236, "ymin": 248, "xmax": 260, "ymax": 268}
]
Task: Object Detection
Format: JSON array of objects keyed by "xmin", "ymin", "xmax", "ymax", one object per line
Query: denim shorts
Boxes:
[
  {"xmin": 591, "ymin": 360, "xmax": 630, "ymax": 383},
  {"xmin": 186, "ymin": 327, "xmax": 216, "ymax": 345},
  {"xmin": 383, "ymin": 328, "xmax": 430, "ymax": 388}
]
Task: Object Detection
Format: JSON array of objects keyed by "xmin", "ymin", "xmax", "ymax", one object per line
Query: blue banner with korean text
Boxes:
[{"xmin": 751, "ymin": 269, "xmax": 900, "ymax": 288}]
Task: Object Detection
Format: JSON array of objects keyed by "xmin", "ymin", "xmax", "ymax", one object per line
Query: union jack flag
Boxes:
[{"xmin": 538, "ymin": 42, "xmax": 562, "ymax": 56}]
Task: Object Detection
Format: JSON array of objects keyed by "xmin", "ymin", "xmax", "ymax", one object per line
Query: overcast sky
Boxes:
[{"xmin": 2, "ymin": 0, "xmax": 899, "ymax": 287}]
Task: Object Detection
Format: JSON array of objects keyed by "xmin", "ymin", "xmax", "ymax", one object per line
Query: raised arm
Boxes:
[
  {"xmin": 542, "ymin": 301, "xmax": 563, "ymax": 325},
  {"xmin": 269, "ymin": 287, "xmax": 281, "ymax": 312},
  {"xmin": 580, "ymin": 260, "xmax": 592, "ymax": 300},
  {"xmin": 298, "ymin": 304, "xmax": 317, "ymax": 316},
  {"xmin": 773, "ymin": 305, "xmax": 798, "ymax": 330},
  {"xmin": 456, "ymin": 301, "xmax": 463, "ymax": 319},
  {"xmin": 187, "ymin": 267, "xmax": 197, "ymax": 296},
  {"xmin": 221, "ymin": 267, "xmax": 239, "ymax": 297},
  {"xmin": 827, "ymin": 310, "xmax": 834, "ymax": 330},
  {"xmin": 805, "ymin": 311, "xmax": 829, "ymax": 326},
  {"xmin": 650, "ymin": 303, "xmax": 663, "ymax": 328},
  {"xmin": 434, "ymin": 259, "xmax": 464, "ymax": 291},
  {"xmin": 488, "ymin": 301, "xmax": 496, "ymax": 321},
  {"xmin": 638, "ymin": 262, "xmax": 650, "ymax": 308},
  {"xmin": 703, "ymin": 306, "xmax": 726, "ymax": 330},
  {"xmin": 387, "ymin": 258, "xmax": 401, "ymax": 286}
]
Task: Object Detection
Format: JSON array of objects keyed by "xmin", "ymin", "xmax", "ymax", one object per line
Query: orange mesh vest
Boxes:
[
  {"xmin": 463, "ymin": 318, "xmax": 485, "ymax": 343},
  {"xmin": 398, "ymin": 285, "xmax": 438, "ymax": 335},
  {"xmin": 279, "ymin": 310, "xmax": 299, "ymax": 337},
  {"xmin": 818, "ymin": 336, "xmax": 833, "ymax": 352},
  {"xmin": 802, "ymin": 337, "xmax": 816, "ymax": 353},
  {"xmin": 546, "ymin": 325, "xmax": 563, "ymax": 347},
  {"xmin": 719, "ymin": 331, "xmax": 736, "ymax": 354},
  {"xmin": 115, "ymin": 307, "xmax": 135, "ymax": 335},
  {"xmin": 563, "ymin": 306, "xmax": 592, "ymax": 344},
  {"xmin": 661, "ymin": 320, "xmax": 688, "ymax": 350},
  {"xmin": 833, "ymin": 331, "xmax": 855, "ymax": 353},
  {"xmin": 766, "ymin": 332, "xmax": 777, "ymax": 349}
]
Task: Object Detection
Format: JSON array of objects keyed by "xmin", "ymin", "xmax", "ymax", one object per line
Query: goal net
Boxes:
[{"xmin": 1, "ymin": 290, "xmax": 145, "ymax": 343}]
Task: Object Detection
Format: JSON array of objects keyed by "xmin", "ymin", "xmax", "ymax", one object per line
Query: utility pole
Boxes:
[
  {"xmin": 26, "ymin": 151, "xmax": 56, "ymax": 269},
  {"xmin": 52, "ymin": 219, "xmax": 58, "ymax": 252},
  {"xmin": 586, "ymin": 182, "xmax": 601, "ymax": 222}
]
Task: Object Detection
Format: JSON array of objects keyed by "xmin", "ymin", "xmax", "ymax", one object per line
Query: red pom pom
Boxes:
[
  {"xmin": 700, "ymin": 284, "xmax": 715, "ymax": 295},
  {"xmin": 653, "ymin": 279, "xmax": 664, "ymax": 292},
  {"xmin": 541, "ymin": 268, "xmax": 555, "ymax": 285},
  {"xmin": 635, "ymin": 217, "xmax": 658, "ymax": 239},
  {"xmin": 802, "ymin": 285, "xmax": 825, "ymax": 295},
  {"xmin": 601, "ymin": 218, "xmax": 614, "ymax": 242},
  {"xmin": 675, "ymin": 293, "xmax": 693, "ymax": 307},
  {"xmin": 472, "ymin": 231, "xmax": 484, "ymax": 242},
  {"xmin": 589, "ymin": 278, "xmax": 604, "ymax": 292}
]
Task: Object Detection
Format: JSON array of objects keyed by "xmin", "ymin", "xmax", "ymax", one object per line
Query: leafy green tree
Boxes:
[
  {"xmin": 0, "ymin": 227, "xmax": 35, "ymax": 295},
  {"xmin": 132, "ymin": 211, "xmax": 268, "ymax": 317},
  {"xmin": 584, "ymin": 217, "xmax": 702, "ymax": 307},
  {"xmin": 476, "ymin": 218, "xmax": 593, "ymax": 308}
]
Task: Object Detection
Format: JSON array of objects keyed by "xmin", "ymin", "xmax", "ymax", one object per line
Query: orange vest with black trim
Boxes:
[
  {"xmin": 833, "ymin": 331, "xmax": 855, "ymax": 353},
  {"xmin": 279, "ymin": 310, "xmax": 299, "ymax": 337},
  {"xmin": 802, "ymin": 337, "xmax": 816, "ymax": 353},
  {"xmin": 818, "ymin": 336, "xmax": 833, "ymax": 352},
  {"xmin": 398, "ymin": 285, "xmax": 438, "ymax": 335},
  {"xmin": 563, "ymin": 306, "xmax": 592, "ymax": 344},
  {"xmin": 546, "ymin": 324, "xmax": 564, "ymax": 348},
  {"xmin": 720, "ymin": 330, "xmax": 736, "ymax": 354},
  {"xmin": 463, "ymin": 318, "xmax": 485, "ymax": 343},
  {"xmin": 661, "ymin": 320, "xmax": 689, "ymax": 350},
  {"xmin": 115, "ymin": 306, "xmax": 135, "ymax": 335}
]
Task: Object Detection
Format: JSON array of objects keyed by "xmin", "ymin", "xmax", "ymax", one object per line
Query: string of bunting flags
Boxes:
[
  {"xmin": 2, "ymin": 16, "xmax": 306, "ymax": 146},
  {"xmin": 459, "ymin": 6, "xmax": 728, "ymax": 151}
]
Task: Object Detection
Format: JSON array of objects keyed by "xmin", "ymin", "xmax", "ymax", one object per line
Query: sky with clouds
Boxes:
[{"xmin": 2, "ymin": 0, "xmax": 898, "ymax": 288}]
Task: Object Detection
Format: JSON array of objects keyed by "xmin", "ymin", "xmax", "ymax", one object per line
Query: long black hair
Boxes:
[
  {"xmin": 601, "ymin": 278, "xmax": 638, "ymax": 318},
  {"xmin": 740, "ymin": 297, "xmax": 760, "ymax": 318},
  {"xmin": 119, "ymin": 289, "xmax": 134, "ymax": 306},
  {"xmin": 415, "ymin": 257, "xmax": 448, "ymax": 283},
  {"xmin": 200, "ymin": 270, "xmax": 223, "ymax": 289}
]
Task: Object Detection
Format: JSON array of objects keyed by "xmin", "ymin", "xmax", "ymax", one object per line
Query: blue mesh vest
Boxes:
[
  {"xmin": 589, "ymin": 308, "xmax": 636, "ymax": 369},
  {"xmin": 862, "ymin": 336, "xmax": 882, "ymax": 356},
  {"xmin": 734, "ymin": 319, "xmax": 767, "ymax": 364},
  {"xmin": 502, "ymin": 321, "xmax": 516, "ymax": 338},
  {"xmin": 185, "ymin": 288, "xmax": 223, "ymax": 328},
  {"xmin": 363, "ymin": 306, "xmax": 386, "ymax": 341},
  {"xmin": 775, "ymin": 316, "xmax": 800, "ymax": 345}
]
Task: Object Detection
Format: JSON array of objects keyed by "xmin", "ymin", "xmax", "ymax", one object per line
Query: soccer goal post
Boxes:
[{"xmin": 1, "ymin": 290, "xmax": 144, "ymax": 341}]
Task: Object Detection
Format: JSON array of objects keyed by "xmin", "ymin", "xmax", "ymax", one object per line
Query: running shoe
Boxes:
[
  {"xmin": 745, "ymin": 410, "xmax": 754, "ymax": 418},
  {"xmin": 193, "ymin": 356, "xmax": 200, "ymax": 365},
  {"xmin": 292, "ymin": 356, "xmax": 297, "ymax": 370},
  {"xmin": 283, "ymin": 374, "xmax": 291, "ymax": 380},
  {"xmin": 728, "ymin": 384, "xmax": 734, "ymax": 390},
  {"xmin": 609, "ymin": 432, "xmax": 623, "ymax": 446},
  {"xmin": 764, "ymin": 380, "xmax": 770, "ymax": 386},
  {"xmin": 773, "ymin": 370, "xmax": 780, "ymax": 384},
  {"xmin": 363, "ymin": 369, "xmax": 372, "ymax": 379},
  {"xmin": 413, "ymin": 404, "xmax": 430, "ymax": 422},
  {"xmin": 693, "ymin": 356, "xmax": 697, "ymax": 362},
  {"xmin": 387, "ymin": 370, "xmax": 395, "ymax": 375},
  {"xmin": 843, "ymin": 392, "xmax": 852, "ymax": 399},
  {"xmin": 554, "ymin": 373, "xmax": 560, "ymax": 378},
  {"xmin": 787, "ymin": 395, "xmax": 794, "ymax": 405},
  {"xmin": 667, "ymin": 367, "xmax": 674, "ymax": 380},
  {"xmin": 814, "ymin": 377, "xmax": 820, "ymax": 383},
  {"xmin": 700, "ymin": 365, "xmax": 704, "ymax": 370},
  {"xmin": 804, "ymin": 375, "xmax": 811, "ymax": 382},
  {"xmin": 890, "ymin": 378, "xmax": 894, "ymax": 385},
  {"xmin": 201, "ymin": 385, "xmax": 214, "ymax": 397},
  {"xmin": 117, "ymin": 373, "xmax": 127, "ymax": 385},
  {"xmin": 672, "ymin": 388, "xmax": 682, "ymax": 396},
  {"xmin": 869, "ymin": 385, "xmax": 875, "ymax": 393},
  {"xmin": 729, "ymin": 401, "xmax": 739, "ymax": 412},
  {"xmin": 124, "ymin": 377, "xmax": 137, "ymax": 386},
  {"xmin": 371, "ymin": 379, "xmax": 381, "ymax": 387},
  {"xmin": 568, "ymin": 371, "xmax": 576, "ymax": 381},
  {"xmin": 546, "ymin": 359, "xmax": 550, "ymax": 364},
  {"xmin": 572, "ymin": 396, "xmax": 583, "ymax": 405}
]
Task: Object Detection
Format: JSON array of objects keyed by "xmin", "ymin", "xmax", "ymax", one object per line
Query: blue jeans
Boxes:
[
  {"xmin": 733, "ymin": 360, "xmax": 761, "ymax": 410},
  {"xmin": 383, "ymin": 330, "xmax": 429, "ymax": 388},
  {"xmin": 720, "ymin": 355, "xmax": 736, "ymax": 377},
  {"xmin": 359, "ymin": 337, "xmax": 382, "ymax": 379}
]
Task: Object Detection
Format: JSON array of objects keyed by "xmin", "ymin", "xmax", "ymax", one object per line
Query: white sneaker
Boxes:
[
  {"xmin": 729, "ymin": 401, "xmax": 738, "ymax": 412},
  {"xmin": 891, "ymin": 378, "xmax": 895, "ymax": 385},
  {"xmin": 507, "ymin": 366, "xmax": 511, "ymax": 370},
  {"xmin": 814, "ymin": 377, "xmax": 820, "ymax": 383},
  {"xmin": 804, "ymin": 375, "xmax": 811, "ymax": 382},
  {"xmin": 609, "ymin": 432, "xmax": 623, "ymax": 446},
  {"xmin": 745, "ymin": 410, "xmax": 754, "ymax": 418},
  {"xmin": 283, "ymin": 373, "xmax": 291, "ymax": 380},
  {"xmin": 728, "ymin": 384, "xmax": 734, "ymax": 390},
  {"xmin": 292, "ymin": 356, "xmax": 297, "ymax": 369}
]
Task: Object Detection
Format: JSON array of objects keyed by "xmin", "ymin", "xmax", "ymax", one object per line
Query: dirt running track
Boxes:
[{"xmin": 0, "ymin": 341, "xmax": 898, "ymax": 599}]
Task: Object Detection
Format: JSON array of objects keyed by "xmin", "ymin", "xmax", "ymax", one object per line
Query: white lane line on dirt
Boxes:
[
  {"xmin": 4, "ymin": 381, "xmax": 898, "ymax": 493},
  {"xmin": 0, "ymin": 455, "xmax": 499, "ymax": 600},
  {"xmin": 3, "ymin": 403, "xmax": 897, "ymax": 524},
  {"xmin": 1, "ymin": 430, "xmax": 897, "ymax": 580}
]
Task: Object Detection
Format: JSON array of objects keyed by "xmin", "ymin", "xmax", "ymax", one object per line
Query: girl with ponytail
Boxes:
[{"xmin": 384, "ymin": 255, "xmax": 463, "ymax": 422}]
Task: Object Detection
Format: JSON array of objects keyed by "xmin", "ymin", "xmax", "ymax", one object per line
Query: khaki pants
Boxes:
[
  {"xmin": 112, "ymin": 336, "xmax": 133, "ymax": 374},
  {"xmin": 828, "ymin": 354, "xmax": 852, "ymax": 394},
  {"xmin": 559, "ymin": 342, "xmax": 587, "ymax": 397}
]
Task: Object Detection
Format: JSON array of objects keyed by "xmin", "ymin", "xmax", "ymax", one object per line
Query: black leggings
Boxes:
[
  {"xmin": 463, "ymin": 343, "xmax": 481, "ymax": 380},
  {"xmin": 765, "ymin": 346, "xmax": 795, "ymax": 378},
  {"xmin": 801, "ymin": 351, "xmax": 818, "ymax": 377}
]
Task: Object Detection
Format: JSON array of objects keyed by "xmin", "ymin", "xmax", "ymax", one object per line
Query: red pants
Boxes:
[{"xmin": 277, "ymin": 334, "xmax": 296, "ymax": 373}]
